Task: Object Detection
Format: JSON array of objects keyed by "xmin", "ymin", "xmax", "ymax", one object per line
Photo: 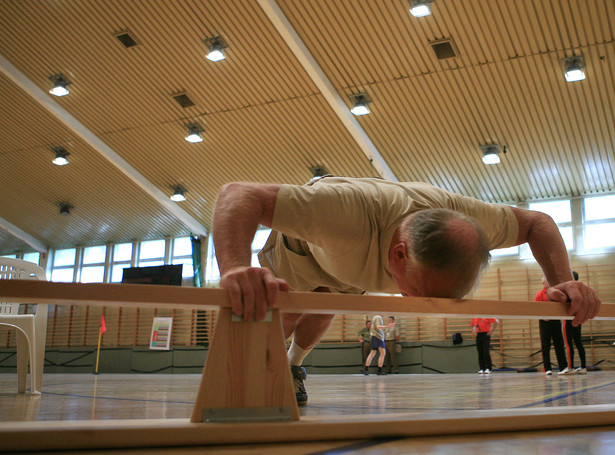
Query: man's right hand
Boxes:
[{"xmin": 220, "ymin": 266, "xmax": 290, "ymax": 321}]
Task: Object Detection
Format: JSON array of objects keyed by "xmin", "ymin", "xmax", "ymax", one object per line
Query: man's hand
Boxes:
[
  {"xmin": 546, "ymin": 280, "xmax": 601, "ymax": 326},
  {"xmin": 220, "ymin": 266, "xmax": 290, "ymax": 321}
]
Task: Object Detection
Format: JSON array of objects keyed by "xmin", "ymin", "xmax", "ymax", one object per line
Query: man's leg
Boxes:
[{"xmin": 282, "ymin": 287, "xmax": 335, "ymax": 406}]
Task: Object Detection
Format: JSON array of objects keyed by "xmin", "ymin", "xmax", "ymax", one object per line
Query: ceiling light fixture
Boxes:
[
  {"xmin": 349, "ymin": 92, "xmax": 371, "ymax": 116},
  {"xmin": 170, "ymin": 185, "xmax": 187, "ymax": 202},
  {"xmin": 58, "ymin": 202, "xmax": 73, "ymax": 215},
  {"xmin": 563, "ymin": 55, "xmax": 586, "ymax": 82},
  {"xmin": 480, "ymin": 144, "xmax": 505, "ymax": 165},
  {"xmin": 51, "ymin": 146, "xmax": 70, "ymax": 166},
  {"xmin": 409, "ymin": 0, "xmax": 433, "ymax": 17},
  {"xmin": 49, "ymin": 74, "xmax": 71, "ymax": 97},
  {"xmin": 204, "ymin": 36, "xmax": 227, "ymax": 62},
  {"xmin": 184, "ymin": 123, "xmax": 204, "ymax": 143}
]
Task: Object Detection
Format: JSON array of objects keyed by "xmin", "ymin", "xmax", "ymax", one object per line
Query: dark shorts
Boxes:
[{"xmin": 371, "ymin": 336, "xmax": 385, "ymax": 350}]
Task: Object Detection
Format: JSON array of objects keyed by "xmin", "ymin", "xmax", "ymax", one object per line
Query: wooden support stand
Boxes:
[{"xmin": 190, "ymin": 308, "xmax": 299, "ymax": 423}]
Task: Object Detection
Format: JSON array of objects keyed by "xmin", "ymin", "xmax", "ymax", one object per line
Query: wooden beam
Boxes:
[
  {"xmin": 3, "ymin": 405, "xmax": 615, "ymax": 452},
  {"xmin": 0, "ymin": 280, "xmax": 614, "ymax": 319}
]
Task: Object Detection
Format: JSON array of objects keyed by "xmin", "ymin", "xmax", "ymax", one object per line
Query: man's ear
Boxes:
[{"xmin": 389, "ymin": 242, "xmax": 408, "ymax": 271}]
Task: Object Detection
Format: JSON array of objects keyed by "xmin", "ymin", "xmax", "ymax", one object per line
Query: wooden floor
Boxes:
[{"xmin": 3, "ymin": 371, "xmax": 615, "ymax": 453}]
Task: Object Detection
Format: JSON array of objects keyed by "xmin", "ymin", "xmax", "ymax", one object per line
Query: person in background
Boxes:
[
  {"xmin": 384, "ymin": 316, "xmax": 401, "ymax": 374},
  {"xmin": 536, "ymin": 277, "xmax": 574, "ymax": 375},
  {"xmin": 471, "ymin": 317, "xmax": 498, "ymax": 374},
  {"xmin": 363, "ymin": 314, "xmax": 393, "ymax": 375},
  {"xmin": 564, "ymin": 271, "xmax": 587, "ymax": 374},
  {"xmin": 357, "ymin": 320, "xmax": 372, "ymax": 365}
]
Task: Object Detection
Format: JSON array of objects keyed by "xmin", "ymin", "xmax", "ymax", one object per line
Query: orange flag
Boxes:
[{"xmin": 100, "ymin": 315, "xmax": 107, "ymax": 335}]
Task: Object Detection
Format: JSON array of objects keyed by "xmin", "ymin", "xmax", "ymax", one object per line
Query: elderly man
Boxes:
[{"xmin": 213, "ymin": 176, "xmax": 601, "ymax": 406}]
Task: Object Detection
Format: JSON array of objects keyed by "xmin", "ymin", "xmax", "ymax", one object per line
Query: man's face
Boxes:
[
  {"xmin": 393, "ymin": 263, "xmax": 474, "ymax": 299},
  {"xmin": 366, "ymin": 321, "xmax": 371, "ymax": 328},
  {"xmin": 388, "ymin": 317, "xmax": 394, "ymax": 324}
]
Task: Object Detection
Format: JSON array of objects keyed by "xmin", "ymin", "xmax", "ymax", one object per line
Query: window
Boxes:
[
  {"xmin": 50, "ymin": 248, "xmax": 76, "ymax": 282},
  {"xmin": 205, "ymin": 228, "xmax": 271, "ymax": 283},
  {"xmin": 23, "ymin": 252, "xmax": 40, "ymax": 264},
  {"xmin": 138, "ymin": 239, "xmax": 166, "ymax": 267},
  {"xmin": 80, "ymin": 245, "xmax": 107, "ymax": 283},
  {"xmin": 584, "ymin": 195, "xmax": 615, "ymax": 252},
  {"xmin": 528, "ymin": 200, "xmax": 573, "ymax": 250},
  {"xmin": 172, "ymin": 237, "xmax": 194, "ymax": 278},
  {"xmin": 111, "ymin": 243, "xmax": 133, "ymax": 283}
]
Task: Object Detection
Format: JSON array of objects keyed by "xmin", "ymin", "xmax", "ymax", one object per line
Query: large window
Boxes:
[
  {"xmin": 50, "ymin": 248, "xmax": 77, "ymax": 282},
  {"xmin": 528, "ymin": 200, "xmax": 573, "ymax": 251},
  {"xmin": 584, "ymin": 194, "xmax": 615, "ymax": 252},
  {"xmin": 171, "ymin": 237, "xmax": 194, "ymax": 278},
  {"xmin": 110, "ymin": 243, "xmax": 134, "ymax": 283},
  {"xmin": 138, "ymin": 239, "xmax": 166, "ymax": 267},
  {"xmin": 80, "ymin": 245, "xmax": 107, "ymax": 283},
  {"xmin": 205, "ymin": 228, "xmax": 271, "ymax": 284}
]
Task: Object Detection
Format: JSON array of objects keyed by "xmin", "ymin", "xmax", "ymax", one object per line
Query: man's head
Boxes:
[
  {"xmin": 389, "ymin": 208, "xmax": 491, "ymax": 298},
  {"xmin": 388, "ymin": 316, "xmax": 395, "ymax": 323},
  {"xmin": 366, "ymin": 320, "xmax": 371, "ymax": 328}
]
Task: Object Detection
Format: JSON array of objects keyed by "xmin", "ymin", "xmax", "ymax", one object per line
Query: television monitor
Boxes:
[{"xmin": 121, "ymin": 264, "xmax": 183, "ymax": 286}]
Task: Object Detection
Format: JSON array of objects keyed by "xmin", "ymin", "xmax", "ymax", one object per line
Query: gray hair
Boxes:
[{"xmin": 404, "ymin": 208, "xmax": 491, "ymax": 286}]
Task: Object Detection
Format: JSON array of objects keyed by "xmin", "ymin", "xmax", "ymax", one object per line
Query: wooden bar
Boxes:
[
  {"xmin": 1, "ymin": 280, "xmax": 614, "ymax": 319},
  {"xmin": 3, "ymin": 405, "xmax": 615, "ymax": 452}
]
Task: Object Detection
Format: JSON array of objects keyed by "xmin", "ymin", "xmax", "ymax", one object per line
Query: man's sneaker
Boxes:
[
  {"xmin": 545, "ymin": 370, "xmax": 552, "ymax": 375},
  {"xmin": 377, "ymin": 367, "xmax": 385, "ymax": 375},
  {"xmin": 558, "ymin": 367, "xmax": 575, "ymax": 375},
  {"xmin": 478, "ymin": 370, "xmax": 484, "ymax": 374},
  {"xmin": 575, "ymin": 367, "xmax": 588, "ymax": 375},
  {"xmin": 484, "ymin": 369, "xmax": 491, "ymax": 375},
  {"xmin": 290, "ymin": 365, "xmax": 308, "ymax": 406}
]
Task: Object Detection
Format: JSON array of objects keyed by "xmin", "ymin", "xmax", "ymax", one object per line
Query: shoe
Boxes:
[
  {"xmin": 377, "ymin": 367, "xmax": 385, "ymax": 375},
  {"xmin": 290, "ymin": 365, "xmax": 308, "ymax": 406},
  {"xmin": 558, "ymin": 367, "xmax": 575, "ymax": 375},
  {"xmin": 575, "ymin": 367, "xmax": 587, "ymax": 375},
  {"xmin": 362, "ymin": 367, "xmax": 369, "ymax": 375},
  {"xmin": 545, "ymin": 370, "xmax": 552, "ymax": 375},
  {"xmin": 478, "ymin": 370, "xmax": 484, "ymax": 374},
  {"xmin": 484, "ymin": 369, "xmax": 491, "ymax": 375}
]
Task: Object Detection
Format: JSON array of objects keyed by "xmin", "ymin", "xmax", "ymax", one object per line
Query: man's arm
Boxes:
[
  {"xmin": 511, "ymin": 207, "xmax": 601, "ymax": 325},
  {"xmin": 212, "ymin": 182, "xmax": 289, "ymax": 320}
]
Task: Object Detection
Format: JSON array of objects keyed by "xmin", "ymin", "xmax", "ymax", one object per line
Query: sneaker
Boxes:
[
  {"xmin": 545, "ymin": 370, "xmax": 552, "ymax": 375},
  {"xmin": 484, "ymin": 369, "xmax": 491, "ymax": 375},
  {"xmin": 575, "ymin": 367, "xmax": 587, "ymax": 375},
  {"xmin": 478, "ymin": 370, "xmax": 484, "ymax": 374},
  {"xmin": 377, "ymin": 367, "xmax": 385, "ymax": 375},
  {"xmin": 558, "ymin": 367, "xmax": 575, "ymax": 375},
  {"xmin": 290, "ymin": 365, "xmax": 308, "ymax": 406}
]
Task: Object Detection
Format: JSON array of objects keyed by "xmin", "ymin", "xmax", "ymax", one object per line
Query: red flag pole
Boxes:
[{"xmin": 94, "ymin": 314, "xmax": 106, "ymax": 374}]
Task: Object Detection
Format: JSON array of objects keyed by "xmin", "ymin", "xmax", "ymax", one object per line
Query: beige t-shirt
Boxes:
[{"xmin": 258, "ymin": 177, "xmax": 518, "ymax": 294}]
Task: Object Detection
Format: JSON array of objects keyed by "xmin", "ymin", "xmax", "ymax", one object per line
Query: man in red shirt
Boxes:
[{"xmin": 471, "ymin": 318, "xmax": 499, "ymax": 374}]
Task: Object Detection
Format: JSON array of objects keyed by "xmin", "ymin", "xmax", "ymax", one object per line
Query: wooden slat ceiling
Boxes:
[{"xmin": 0, "ymin": 0, "xmax": 613, "ymax": 254}]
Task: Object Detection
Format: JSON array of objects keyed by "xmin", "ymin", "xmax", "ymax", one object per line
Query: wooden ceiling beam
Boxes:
[
  {"xmin": 258, "ymin": 0, "xmax": 398, "ymax": 182},
  {"xmin": 0, "ymin": 54, "xmax": 208, "ymax": 237}
]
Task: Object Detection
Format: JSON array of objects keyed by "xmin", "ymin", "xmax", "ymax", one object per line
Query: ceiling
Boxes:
[{"xmin": 0, "ymin": 0, "xmax": 613, "ymax": 254}]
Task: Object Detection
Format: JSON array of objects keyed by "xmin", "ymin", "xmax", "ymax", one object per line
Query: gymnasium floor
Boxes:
[{"xmin": 3, "ymin": 371, "xmax": 615, "ymax": 453}]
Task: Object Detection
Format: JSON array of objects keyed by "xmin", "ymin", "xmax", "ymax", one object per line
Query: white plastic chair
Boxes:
[{"xmin": 0, "ymin": 257, "xmax": 48, "ymax": 394}]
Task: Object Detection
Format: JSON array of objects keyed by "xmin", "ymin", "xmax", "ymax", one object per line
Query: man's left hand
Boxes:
[{"xmin": 546, "ymin": 280, "xmax": 601, "ymax": 326}]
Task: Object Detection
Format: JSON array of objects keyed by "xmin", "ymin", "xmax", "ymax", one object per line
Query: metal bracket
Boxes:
[
  {"xmin": 231, "ymin": 309, "xmax": 273, "ymax": 322},
  {"xmin": 203, "ymin": 406, "xmax": 295, "ymax": 423}
]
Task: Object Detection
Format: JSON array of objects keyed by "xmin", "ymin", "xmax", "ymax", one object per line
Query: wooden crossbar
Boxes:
[
  {"xmin": 1, "ymin": 280, "xmax": 613, "ymax": 319},
  {"xmin": 2, "ymin": 278, "xmax": 614, "ymax": 441},
  {"xmin": 3, "ymin": 405, "xmax": 615, "ymax": 452}
]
